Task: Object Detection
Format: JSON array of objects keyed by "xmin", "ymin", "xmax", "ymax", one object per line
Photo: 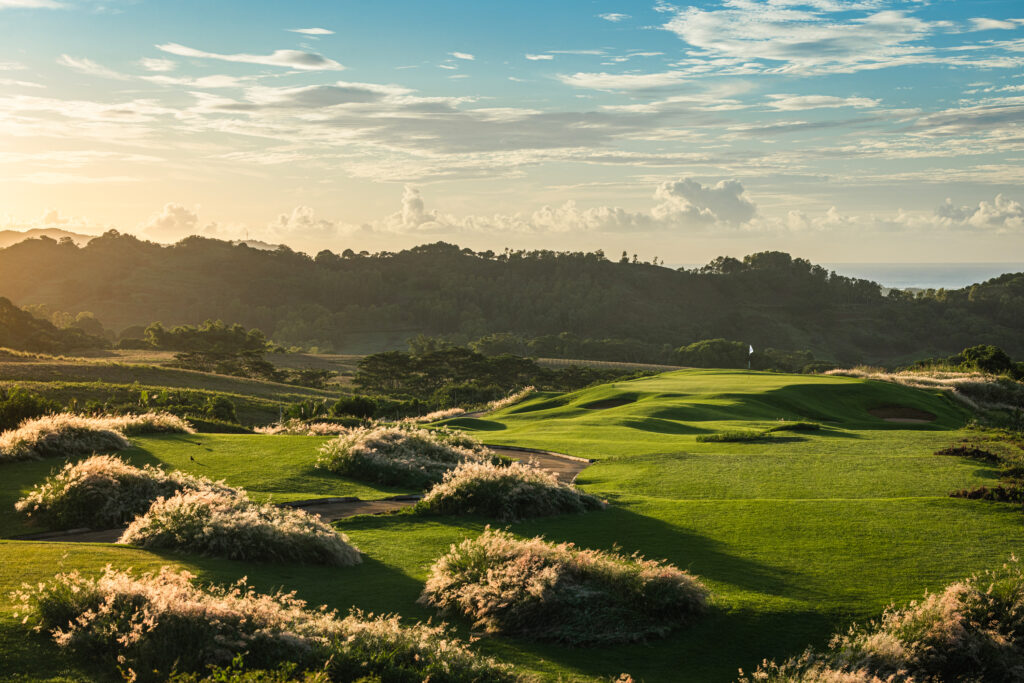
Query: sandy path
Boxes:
[{"xmin": 13, "ymin": 446, "xmax": 593, "ymax": 544}]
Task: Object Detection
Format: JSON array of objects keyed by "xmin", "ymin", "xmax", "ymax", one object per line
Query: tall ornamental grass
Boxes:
[
  {"xmin": 487, "ymin": 386, "xmax": 535, "ymax": 412},
  {"xmin": 15, "ymin": 454, "xmax": 232, "ymax": 530},
  {"xmin": 255, "ymin": 419, "xmax": 355, "ymax": 436},
  {"xmin": 738, "ymin": 558, "xmax": 1024, "ymax": 683},
  {"xmin": 316, "ymin": 424, "xmax": 509, "ymax": 489},
  {"xmin": 12, "ymin": 566, "xmax": 520, "ymax": 682},
  {"xmin": 0, "ymin": 411, "xmax": 193, "ymax": 463},
  {"xmin": 119, "ymin": 489, "xmax": 362, "ymax": 567},
  {"xmin": 415, "ymin": 461, "xmax": 605, "ymax": 521},
  {"xmin": 420, "ymin": 527, "xmax": 709, "ymax": 645}
]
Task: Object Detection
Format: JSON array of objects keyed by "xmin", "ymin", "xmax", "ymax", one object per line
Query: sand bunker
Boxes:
[{"xmin": 868, "ymin": 406, "xmax": 936, "ymax": 423}]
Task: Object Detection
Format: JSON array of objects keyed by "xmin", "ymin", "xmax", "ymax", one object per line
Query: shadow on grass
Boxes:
[
  {"xmin": 618, "ymin": 417, "xmax": 712, "ymax": 435},
  {"xmin": 442, "ymin": 417, "xmax": 507, "ymax": 431}
]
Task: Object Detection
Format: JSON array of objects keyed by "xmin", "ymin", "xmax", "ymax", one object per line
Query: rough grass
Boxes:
[
  {"xmin": 697, "ymin": 430, "xmax": 771, "ymax": 443},
  {"xmin": 419, "ymin": 527, "xmax": 709, "ymax": 645},
  {"xmin": 739, "ymin": 558, "xmax": 1024, "ymax": 683},
  {"xmin": 316, "ymin": 424, "xmax": 510, "ymax": 489},
  {"xmin": 14, "ymin": 454, "xmax": 231, "ymax": 530},
  {"xmin": 0, "ymin": 412, "xmax": 193, "ymax": 463},
  {"xmin": 12, "ymin": 564, "xmax": 518, "ymax": 682},
  {"xmin": 119, "ymin": 489, "xmax": 362, "ymax": 567},
  {"xmin": 415, "ymin": 461, "xmax": 606, "ymax": 521}
]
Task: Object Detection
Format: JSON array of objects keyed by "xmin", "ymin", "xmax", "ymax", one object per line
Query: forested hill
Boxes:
[{"xmin": 1, "ymin": 232, "xmax": 1022, "ymax": 364}]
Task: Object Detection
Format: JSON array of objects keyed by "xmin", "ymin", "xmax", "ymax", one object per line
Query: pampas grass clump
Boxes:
[
  {"xmin": 255, "ymin": 419, "xmax": 354, "ymax": 436},
  {"xmin": 317, "ymin": 424, "xmax": 508, "ymax": 488},
  {"xmin": 420, "ymin": 527, "xmax": 709, "ymax": 645},
  {"xmin": 415, "ymin": 461, "xmax": 605, "ymax": 521},
  {"xmin": 13, "ymin": 566, "xmax": 520, "ymax": 682},
  {"xmin": 487, "ymin": 386, "xmax": 535, "ymax": 412},
  {"xmin": 739, "ymin": 558, "xmax": 1024, "ymax": 682},
  {"xmin": 15, "ymin": 454, "xmax": 231, "ymax": 530},
  {"xmin": 0, "ymin": 412, "xmax": 194, "ymax": 463},
  {"xmin": 119, "ymin": 489, "xmax": 362, "ymax": 567}
]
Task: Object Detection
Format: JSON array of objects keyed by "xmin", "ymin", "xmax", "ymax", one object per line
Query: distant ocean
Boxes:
[
  {"xmin": 824, "ymin": 263, "xmax": 1024, "ymax": 290},
  {"xmin": 674, "ymin": 262, "xmax": 1024, "ymax": 290}
]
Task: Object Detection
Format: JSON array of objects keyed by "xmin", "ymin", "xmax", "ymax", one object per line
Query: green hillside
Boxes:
[{"xmin": 2, "ymin": 370, "xmax": 1022, "ymax": 682}]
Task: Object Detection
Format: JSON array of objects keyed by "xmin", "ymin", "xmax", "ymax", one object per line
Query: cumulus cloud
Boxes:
[
  {"xmin": 652, "ymin": 178, "xmax": 757, "ymax": 225},
  {"xmin": 270, "ymin": 206, "xmax": 343, "ymax": 239},
  {"xmin": 139, "ymin": 203, "xmax": 199, "ymax": 241},
  {"xmin": 936, "ymin": 194, "xmax": 1024, "ymax": 231},
  {"xmin": 156, "ymin": 43, "xmax": 345, "ymax": 71},
  {"xmin": 56, "ymin": 55, "xmax": 127, "ymax": 80}
]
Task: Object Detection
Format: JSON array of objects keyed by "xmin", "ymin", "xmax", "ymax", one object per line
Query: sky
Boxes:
[{"xmin": 1, "ymin": 0, "xmax": 1023, "ymax": 263}]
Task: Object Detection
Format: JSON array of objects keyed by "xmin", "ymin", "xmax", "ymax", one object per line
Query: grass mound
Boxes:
[
  {"xmin": 697, "ymin": 430, "xmax": 771, "ymax": 443},
  {"xmin": 316, "ymin": 424, "xmax": 509, "ymax": 489},
  {"xmin": 13, "ymin": 565, "xmax": 518, "ymax": 682},
  {"xmin": 739, "ymin": 559, "xmax": 1024, "ymax": 683},
  {"xmin": 414, "ymin": 461, "xmax": 605, "ymax": 521},
  {"xmin": 15, "ymin": 454, "xmax": 232, "ymax": 529},
  {"xmin": 119, "ymin": 489, "xmax": 362, "ymax": 567},
  {"xmin": 0, "ymin": 412, "xmax": 193, "ymax": 462},
  {"xmin": 419, "ymin": 527, "xmax": 709, "ymax": 645}
]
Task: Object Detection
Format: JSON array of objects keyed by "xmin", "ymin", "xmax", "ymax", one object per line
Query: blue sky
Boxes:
[{"xmin": 1, "ymin": 0, "xmax": 1023, "ymax": 261}]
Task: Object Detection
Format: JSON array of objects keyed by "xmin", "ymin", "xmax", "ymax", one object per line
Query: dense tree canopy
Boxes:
[{"xmin": 0, "ymin": 233, "xmax": 1022, "ymax": 365}]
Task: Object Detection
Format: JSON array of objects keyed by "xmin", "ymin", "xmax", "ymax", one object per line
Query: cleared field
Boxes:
[{"xmin": 2, "ymin": 369, "xmax": 1022, "ymax": 682}]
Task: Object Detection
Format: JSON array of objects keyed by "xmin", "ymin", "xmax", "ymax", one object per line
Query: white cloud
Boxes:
[
  {"xmin": 0, "ymin": 0, "xmax": 64, "ymax": 8},
  {"xmin": 140, "ymin": 203, "xmax": 199, "ymax": 241},
  {"xmin": 598, "ymin": 13, "xmax": 630, "ymax": 22},
  {"xmin": 558, "ymin": 70, "xmax": 688, "ymax": 91},
  {"xmin": 450, "ymin": 52, "xmax": 475, "ymax": 61},
  {"xmin": 936, "ymin": 194, "xmax": 1024, "ymax": 231},
  {"xmin": 288, "ymin": 27, "xmax": 333, "ymax": 35},
  {"xmin": 525, "ymin": 53, "xmax": 554, "ymax": 61},
  {"xmin": 139, "ymin": 57, "xmax": 176, "ymax": 72},
  {"xmin": 271, "ymin": 205, "xmax": 343, "ymax": 239},
  {"xmin": 652, "ymin": 178, "xmax": 756, "ymax": 225},
  {"xmin": 969, "ymin": 18, "xmax": 1018, "ymax": 32},
  {"xmin": 156, "ymin": 43, "xmax": 345, "ymax": 71},
  {"xmin": 765, "ymin": 94, "xmax": 881, "ymax": 111},
  {"xmin": 56, "ymin": 55, "xmax": 127, "ymax": 80}
]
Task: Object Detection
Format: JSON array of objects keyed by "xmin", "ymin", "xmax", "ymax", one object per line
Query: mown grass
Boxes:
[{"xmin": 1, "ymin": 370, "xmax": 1022, "ymax": 682}]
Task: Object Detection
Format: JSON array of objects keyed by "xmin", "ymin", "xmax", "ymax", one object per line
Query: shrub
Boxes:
[
  {"xmin": 419, "ymin": 527, "xmax": 709, "ymax": 645},
  {"xmin": 13, "ymin": 566, "xmax": 520, "ymax": 682},
  {"xmin": 0, "ymin": 387, "xmax": 59, "ymax": 430},
  {"xmin": 15, "ymin": 454, "xmax": 232, "ymax": 529},
  {"xmin": 696, "ymin": 430, "xmax": 770, "ymax": 443},
  {"xmin": 415, "ymin": 461, "xmax": 605, "ymax": 521},
  {"xmin": 739, "ymin": 558, "xmax": 1024, "ymax": 682},
  {"xmin": 936, "ymin": 445, "xmax": 1000, "ymax": 463},
  {"xmin": 949, "ymin": 484, "xmax": 1024, "ymax": 502},
  {"xmin": 767, "ymin": 421, "xmax": 822, "ymax": 433},
  {"xmin": 0, "ymin": 411, "xmax": 194, "ymax": 463},
  {"xmin": 316, "ymin": 424, "xmax": 509, "ymax": 489},
  {"xmin": 119, "ymin": 489, "xmax": 362, "ymax": 567}
]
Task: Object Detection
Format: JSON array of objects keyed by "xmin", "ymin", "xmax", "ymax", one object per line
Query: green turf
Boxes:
[{"xmin": 2, "ymin": 369, "xmax": 1023, "ymax": 682}]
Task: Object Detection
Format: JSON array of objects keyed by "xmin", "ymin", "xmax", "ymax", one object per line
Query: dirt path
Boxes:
[{"xmin": 12, "ymin": 446, "xmax": 594, "ymax": 544}]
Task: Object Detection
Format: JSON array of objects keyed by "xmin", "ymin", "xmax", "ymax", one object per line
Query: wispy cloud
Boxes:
[
  {"xmin": 288, "ymin": 27, "xmax": 334, "ymax": 35},
  {"xmin": 598, "ymin": 13, "xmax": 630, "ymax": 22},
  {"xmin": 450, "ymin": 52, "xmax": 475, "ymax": 61},
  {"xmin": 558, "ymin": 70, "xmax": 688, "ymax": 91},
  {"xmin": 969, "ymin": 18, "xmax": 1020, "ymax": 32},
  {"xmin": 525, "ymin": 53, "xmax": 554, "ymax": 61},
  {"xmin": 765, "ymin": 94, "xmax": 881, "ymax": 111},
  {"xmin": 156, "ymin": 43, "xmax": 345, "ymax": 71},
  {"xmin": 57, "ymin": 54, "xmax": 128, "ymax": 80},
  {"xmin": 139, "ymin": 57, "xmax": 176, "ymax": 72},
  {"xmin": 0, "ymin": 0, "xmax": 64, "ymax": 8}
]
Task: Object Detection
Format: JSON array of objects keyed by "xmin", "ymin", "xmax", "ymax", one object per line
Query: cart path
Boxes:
[{"xmin": 12, "ymin": 446, "xmax": 594, "ymax": 544}]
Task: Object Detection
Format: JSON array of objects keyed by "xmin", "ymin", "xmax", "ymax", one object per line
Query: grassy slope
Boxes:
[{"xmin": 2, "ymin": 370, "xmax": 1023, "ymax": 682}]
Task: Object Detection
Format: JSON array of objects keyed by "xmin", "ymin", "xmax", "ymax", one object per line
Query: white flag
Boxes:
[{"xmin": 749, "ymin": 344, "xmax": 754, "ymax": 354}]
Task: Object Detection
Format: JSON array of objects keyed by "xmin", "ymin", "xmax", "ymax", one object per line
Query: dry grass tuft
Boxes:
[
  {"xmin": 487, "ymin": 386, "xmax": 536, "ymax": 412},
  {"xmin": 12, "ymin": 565, "xmax": 520, "ymax": 681},
  {"xmin": 0, "ymin": 411, "xmax": 193, "ymax": 463},
  {"xmin": 15, "ymin": 454, "xmax": 231, "ymax": 529},
  {"xmin": 119, "ymin": 489, "xmax": 362, "ymax": 567},
  {"xmin": 827, "ymin": 367, "xmax": 1024, "ymax": 413},
  {"xmin": 415, "ymin": 460, "xmax": 605, "ymax": 521},
  {"xmin": 739, "ymin": 557, "xmax": 1024, "ymax": 682},
  {"xmin": 316, "ymin": 423, "xmax": 508, "ymax": 489},
  {"xmin": 420, "ymin": 527, "xmax": 709, "ymax": 645}
]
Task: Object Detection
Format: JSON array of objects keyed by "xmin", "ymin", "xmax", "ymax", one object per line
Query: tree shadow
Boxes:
[{"xmin": 618, "ymin": 417, "xmax": 712, "ymax": 435}]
